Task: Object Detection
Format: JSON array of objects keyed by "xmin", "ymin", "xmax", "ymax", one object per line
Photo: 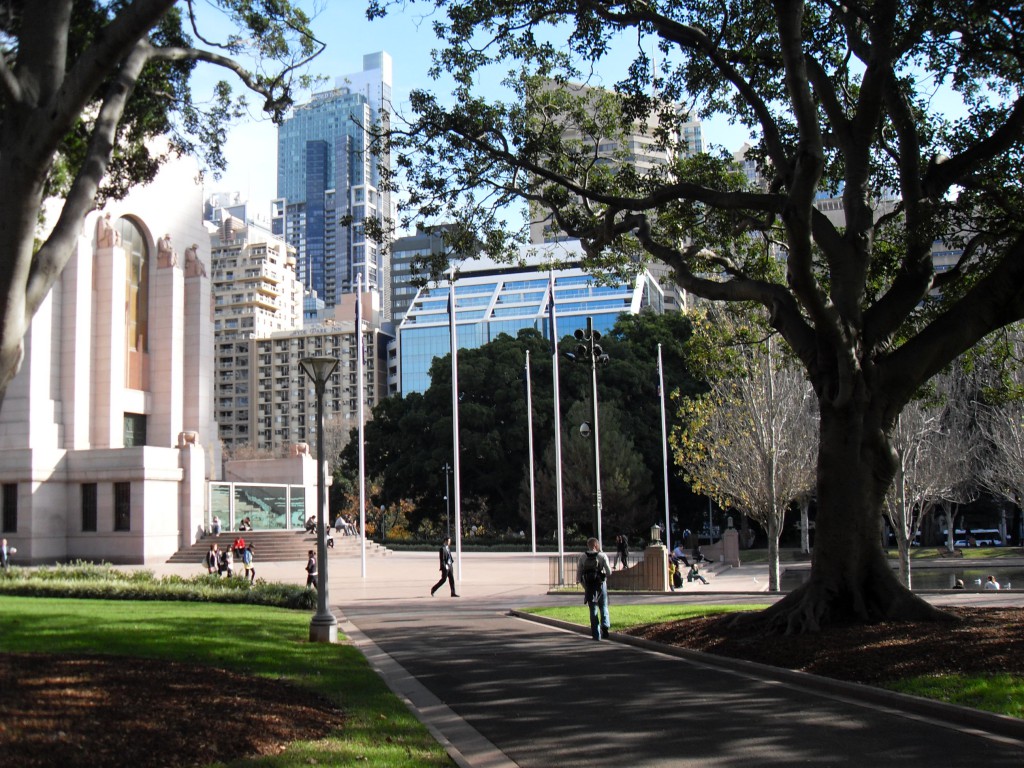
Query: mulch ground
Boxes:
[
  {"xmin": 0, "ymin": 654, "xmax": 344, "ymax": 768},
  {"xmin": 622, "ymin": 606, "xmax": 1024, "ymax": 684},
  {"xmin": 1, "ymin": 607, "xmax": 1021, "ymax": 767}
]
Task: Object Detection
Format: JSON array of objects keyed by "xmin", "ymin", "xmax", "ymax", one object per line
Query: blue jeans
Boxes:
[{"xmin": 587, "ymin": 583, "xmax": 610, "ymax": 640}]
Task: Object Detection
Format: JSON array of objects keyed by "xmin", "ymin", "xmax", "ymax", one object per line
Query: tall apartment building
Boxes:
[
  {"xmin": 272, "ymin": 51, "xmax": 394, "ymax": 317},
  {"xmin": 209, "ymin": 209, "xmax": 304, "ymax": 451},
  {"xmin": 249, "ymin": 295, "xmax": 391, "ymax": 455},
  {"xmin": 390, "ymin": 224, "xmax": 461, "ymax": 323}
]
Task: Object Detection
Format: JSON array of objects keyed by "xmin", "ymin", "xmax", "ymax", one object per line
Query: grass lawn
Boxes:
[
  {"xmin": 887, "ymin": 674, "xmax": 1024, "ymax": 719},
  {"xmin": 0, "ymin": 596, "xmax": 451, "ymax": 767},
  {"xmin": 526, "ymin": 603, "xmax": 761, "ymax": 630},
  {"xmin": 899, "ymin": 546, "xmax": 1024, "ymax": 560}
]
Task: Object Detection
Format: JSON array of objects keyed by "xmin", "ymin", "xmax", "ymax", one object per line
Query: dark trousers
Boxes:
[{"xmin": 431, "ymin": 567, "xmax": 456, "ymax": 596}]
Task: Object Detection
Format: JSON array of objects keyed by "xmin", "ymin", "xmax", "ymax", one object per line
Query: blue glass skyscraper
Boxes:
[{"xmin": 273, "ymin": 52, "xmax": 393, "ymax": 315}]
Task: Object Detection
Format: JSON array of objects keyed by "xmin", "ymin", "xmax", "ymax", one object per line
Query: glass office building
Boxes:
[
  {"xmin": 397, "ymin": 241, "xmax": 667, "ymax": 394},
  {"xmin": 273, "ymin": 52, "xmax": 393, "ymax": 314}
]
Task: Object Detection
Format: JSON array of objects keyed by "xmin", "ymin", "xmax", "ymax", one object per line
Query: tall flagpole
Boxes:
[
  {"xmin": 658, "ymin": 343, "xmax": 671, "ymax": 553},
  {"xmin": 448, "ymin": 268, "xmax": 463, "ymax": 583},
  {"xmin": 525, "ymin": 349, "xmax": 537, "ymax": 554},
  {"xmin": 356, "ymin": 275, "xmax": 367, "ymax": 577},
  {"xmin": 549, "ymin": 271, "xmax": 566, "ymax": 584}
]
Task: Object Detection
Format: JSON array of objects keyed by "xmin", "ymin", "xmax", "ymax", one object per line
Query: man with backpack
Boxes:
[{"xmin": 576, "ymin": 537, "xmax": 612, "ymax": 640}]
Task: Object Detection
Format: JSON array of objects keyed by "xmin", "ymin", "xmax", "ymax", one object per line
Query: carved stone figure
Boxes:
[
  {"xmin": 183, "ymin": 243, "xmax": 207, "ymax": 277},
  {"xmin": 95, "ymin": 212, "xmax": 120, "ymax": 248},
  {"xmin": 157, "ymin": 233, "xmax": 177, "ymax": 268}
]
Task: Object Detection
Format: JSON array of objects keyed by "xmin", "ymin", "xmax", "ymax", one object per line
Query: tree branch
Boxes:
[
  {"xmin": 925, "ymin": 96, "xmax": 1024, "ymax": 198},
  {"xmin": 880, "ymin": 232, "xmax": 1024, "ymax": 409},
  {"xmin": 30, "ymin": 0, "xmax": 176, "ymax": 159},
  {"xmin": 26, "ymin": 41, "xmax": 151, "ymax": 316},
  {"xmin": 577, "ymin": 0, "xmax": 791, "ymax": 170},
  {"xmin": 0, "ymin": 34, "xmax": 22, "ymax": 104}
]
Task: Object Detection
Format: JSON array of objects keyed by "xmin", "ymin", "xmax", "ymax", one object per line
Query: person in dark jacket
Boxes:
[
  {"xmin": 305, "ymin": 550, "xmax": 317, "ymax": 588},
  {"xmin": 429, "ymin": 537, "xmax": 459, "ymax": 597},
  {"xmin": 614, "ymin": 534, "xmax": 630, "ymax": 570}
]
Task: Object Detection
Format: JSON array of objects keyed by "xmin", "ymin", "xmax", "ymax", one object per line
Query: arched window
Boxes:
[{"xmin": 116, "ymin": 217, "xmax": 149, "ymax": 355}]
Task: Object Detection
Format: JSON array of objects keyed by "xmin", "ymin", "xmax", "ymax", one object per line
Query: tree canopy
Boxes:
[
  {"xmin": 369, "ymin": 0, "xmax": 1024, "ymax": 631},
  {"xmin": 0, "ymin": 0, "xmax": 321, "ymax": 408}
]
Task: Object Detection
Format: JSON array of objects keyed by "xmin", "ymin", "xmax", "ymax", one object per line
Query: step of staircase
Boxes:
[{"xmin": 167, "ymin": 529, "xmax": 390, "ymax": 564}]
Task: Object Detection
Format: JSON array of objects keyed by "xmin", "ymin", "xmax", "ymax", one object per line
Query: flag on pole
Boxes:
[
  {"xmin": 356, "ymin": 274, "xmax": 367, "ymax": 578},
  {"xmin": 448, "ymin": 272, "xmax": 463, "ymax": 582},
  {"xmin": 548, "ymin": 272, "xmax": 559, "ymax": 356},
  {"xmin": 549, "ymin": 270, "xmax": 566, "ymax": 584}
]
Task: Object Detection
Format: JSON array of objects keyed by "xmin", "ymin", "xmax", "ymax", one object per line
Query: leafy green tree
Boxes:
[
  {"xmin": 343, "ymin": 313, "xmax": 704, "ymax": 539},
  {"xmin": 369, "ymin": 1, "xmax": 1024, "ymax": 631},
  {"xmin": 532, "ymin": 399, "xmax": 655, "ymax": 540},
  {"xmin": 601, "ymin": 310, "xmax": 708, "ymax": 534},
  {"xmin": 341, "ymin": 330, "xmax": 553, "ymax": 531},
  {"xmin": 0, "ymin": 0, "xmax": 320, "ymax": 409}
]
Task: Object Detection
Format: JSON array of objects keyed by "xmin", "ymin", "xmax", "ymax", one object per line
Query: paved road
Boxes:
[
  {"xmin": 145, "ymin": 550, "xmax": 1024, "ymax": 767},
  {"xmin": 341, "ymin": 595, "xmax": 1024, "ymax": 768}
]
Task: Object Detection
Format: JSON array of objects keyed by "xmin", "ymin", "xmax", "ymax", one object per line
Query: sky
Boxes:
[{"xmin": 192, "ymin": 4, "xmax": 755, "ymax": 222}]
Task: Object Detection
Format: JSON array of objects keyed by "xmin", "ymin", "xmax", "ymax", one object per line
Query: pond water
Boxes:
[{"xmin": 780, "ymin": 567, "xmax": 1024, "ymax": 592}]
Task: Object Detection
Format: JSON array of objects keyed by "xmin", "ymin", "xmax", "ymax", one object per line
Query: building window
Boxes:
[
  {"xmin": 1, "ymin": 484, "xmax": 16, "ymax": 532},
  {"xmin": 123, "ymin": 413, "xmax": 147, "ymax": 447},
  {"xmin": 82, "ymin": 484, "xmax": 98, "ymax": 532},
  {"xmin": 114, "ymin": 482, "xmax": 131, "ymax": 531},
  {"xmin": 117, "ymin": 217, "xmax": 150, "ymax": 354}
]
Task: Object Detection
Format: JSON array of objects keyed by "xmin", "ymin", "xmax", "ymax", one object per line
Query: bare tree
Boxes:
[
  {"xmin": 884, "ymin": 370, "xmax": 979, "ymax": 587},
  {"xmin": 678, "ymin": 336, "xmax": 817, "ymax": 591},
  {"xmin": 978, "ymin": 327, "xmax": 1024, "ymax": 542}
]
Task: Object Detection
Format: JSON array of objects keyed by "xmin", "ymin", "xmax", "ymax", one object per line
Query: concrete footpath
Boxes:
[{"xmin": 149, "ymin": 551, "xmax": 1024, "ymax": 767}]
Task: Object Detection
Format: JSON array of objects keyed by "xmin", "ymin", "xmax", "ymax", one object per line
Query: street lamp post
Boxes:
[
  {"xmin": 570, "ymin": 317, "xmax": 608, "ymax": 544},
  {"xmin": 299, "ymin": 355, "xmax": 340, "ymax": 643}
]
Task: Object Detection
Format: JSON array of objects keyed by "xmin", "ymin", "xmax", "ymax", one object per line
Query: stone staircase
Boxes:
[{"xmin": 167, "ymin": 529, "xmax": 389, "ymax": 564}]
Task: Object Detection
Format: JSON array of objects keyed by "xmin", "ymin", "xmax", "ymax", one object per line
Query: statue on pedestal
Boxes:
[
  {"xmin": 184, "ymin": 243, "xmax": 207, "ymax": 277},
  {"xmin": 95, "ymin": 212, "xmax": 120, "ymax": 248},
  {"xmin": 157, "ymin": 233, "xmax": 177, "ymax": 268}
]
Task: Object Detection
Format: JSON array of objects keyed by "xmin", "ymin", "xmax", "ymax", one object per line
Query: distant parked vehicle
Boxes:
[{"xmin": 945, "ymin": 528, "xmax": 1004, "ymax": 547}]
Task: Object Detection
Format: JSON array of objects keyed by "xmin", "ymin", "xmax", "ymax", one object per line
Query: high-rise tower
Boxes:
[{"xmin": 273, "ymin": 52, "xmax": 393, "ymax": 317}]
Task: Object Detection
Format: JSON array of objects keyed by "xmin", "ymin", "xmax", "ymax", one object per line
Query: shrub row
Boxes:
[{"xmin": 0, "ymin": 561, "xmax": 316, "ymax": 610}]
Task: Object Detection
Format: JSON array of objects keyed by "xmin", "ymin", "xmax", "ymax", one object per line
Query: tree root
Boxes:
[{"xmin": 729, "ymin": 576, "xmax": 956, "ymax": 635}]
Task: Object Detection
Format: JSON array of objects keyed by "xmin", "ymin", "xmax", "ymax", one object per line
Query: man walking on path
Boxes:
[
  {"xmin": 430, "ymin": 537, "xmax": 459, "ymax": 597},
  {"xmin": 577, "ymin": 537, "xmax": 612, "ymax": 640}
]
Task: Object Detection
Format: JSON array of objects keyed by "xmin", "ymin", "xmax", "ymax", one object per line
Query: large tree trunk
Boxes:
[{"xmin": 759, "ymin": 399, "xmax": 949, "ymax": 633}]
